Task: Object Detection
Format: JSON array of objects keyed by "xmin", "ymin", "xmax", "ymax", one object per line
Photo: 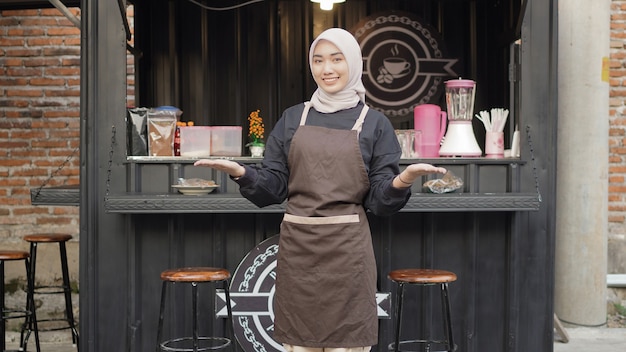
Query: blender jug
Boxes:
[{"xmin": 439, "ymin": 79, "xmax": 482, "ymax": 157}]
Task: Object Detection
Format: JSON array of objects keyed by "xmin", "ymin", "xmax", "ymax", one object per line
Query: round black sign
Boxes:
[
  {"xmin": 351, "ymin": 11, "xmax": 459, "ymax": 118},
  {"xmin": 218, "ymin": 235, "xmax": 391, "ymax": 352},
  {"xmin": 229, "ymin": 235, "xmax": 281, "ymax": 352}
]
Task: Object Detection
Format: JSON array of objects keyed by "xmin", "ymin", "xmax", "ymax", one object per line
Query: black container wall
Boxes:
[
  {"xmin": 80, "ymin": 1, "xmax": 557, "ymax": 352},
  {"xmin": 132, "ymin": 0, "xmax": 521, "ymax": 133}
]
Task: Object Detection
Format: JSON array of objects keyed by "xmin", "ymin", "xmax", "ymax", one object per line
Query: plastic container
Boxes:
[
  {"xmin": 211, "ymin": 126, "xmax": 242, "ymax": 157},
  {"xmin": 179, "ymin": 126, "xmax": 212, "ymax": 157}
]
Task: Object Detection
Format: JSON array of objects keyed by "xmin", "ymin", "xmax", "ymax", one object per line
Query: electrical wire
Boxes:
[{"xmin": 187, "ymin": 0, "xmax": 264, "ymax": 11}]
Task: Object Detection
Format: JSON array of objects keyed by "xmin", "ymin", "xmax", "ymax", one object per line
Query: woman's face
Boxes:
[{"xmin": 311, "ymin": 40, "xmax": 349, "ymax": 95}]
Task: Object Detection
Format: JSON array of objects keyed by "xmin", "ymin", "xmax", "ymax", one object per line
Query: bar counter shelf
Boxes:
[
  {"xmin": 31, "ymin": 156, "xmax": 540, "ymax": 212},
  {"xmin": 102, "ymin": 192, "xmax": 539, "ymax": 214}
]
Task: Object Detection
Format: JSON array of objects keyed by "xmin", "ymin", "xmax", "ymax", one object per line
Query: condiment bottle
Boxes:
[{"xmin": 174, "ymin": 121, "xmax": 186, "ymax": 156}]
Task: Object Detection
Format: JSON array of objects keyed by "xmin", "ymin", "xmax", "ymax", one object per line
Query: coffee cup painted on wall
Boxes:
[{"xmin": 383, "ymin": 57, "xmax": 411, "ymax": 77}]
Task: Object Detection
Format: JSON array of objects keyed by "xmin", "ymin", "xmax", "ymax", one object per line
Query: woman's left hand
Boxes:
[{"xmin": 394, "ymin": 163, "xmax": 447, "ymax": 188}]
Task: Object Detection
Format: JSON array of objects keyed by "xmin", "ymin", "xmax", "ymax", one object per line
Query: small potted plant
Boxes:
[{"xmin": 246, "ymin": 109, "xmax": 265, "ymax": 157}]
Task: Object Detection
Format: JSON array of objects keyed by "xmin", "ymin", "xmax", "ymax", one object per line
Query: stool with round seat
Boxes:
[
  {"xmin": 388, "ymin": 268, "xmax": 457, "ymax": 352},
  {"xmin": 0, "ymin": 250, "xmax": 40, "ymax": 352},
  {"xmin": 156, "ymin": 267, "xmax": 236, "ymax": 352},
  {"xmin": 23, "ymin": 234, "xmax": 79, "ymax": 349}
]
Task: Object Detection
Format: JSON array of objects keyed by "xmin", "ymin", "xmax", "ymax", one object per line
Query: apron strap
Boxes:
[
  {"xmin": 299, "ymin": 102, "xmax": 312, "ymax": 126},
  {"xmin": 351, "ymin": 105, "xmax": 369, "ymax": 137}
]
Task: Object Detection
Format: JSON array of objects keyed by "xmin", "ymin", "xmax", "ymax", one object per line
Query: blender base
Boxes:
[{"xmin": 439, "ymin": 121, "xmax": 482, "ymax": 157}]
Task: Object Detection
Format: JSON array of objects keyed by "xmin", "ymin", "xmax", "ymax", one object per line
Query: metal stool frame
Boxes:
[
  {"xmin": 156, "ymin": 274, "xmax": 236, "ymax": 352},
  {"xmin": 388, "ymin": 268, "xmax": 457, "ymax": 352},
  {"xmin": 25, "ymin": 235, "xmax": 79, "ymax": 349},
  {"xmin": 0, "ymin": 252, "xmax": 41, "ymax": 352}
]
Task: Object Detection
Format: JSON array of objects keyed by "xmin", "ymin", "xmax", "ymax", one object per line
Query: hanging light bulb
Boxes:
[{"xmin": 311, "ymin": 0, "xmax": 346, "ymax": 11}]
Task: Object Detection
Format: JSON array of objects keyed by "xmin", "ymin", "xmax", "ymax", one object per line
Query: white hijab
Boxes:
[{"xmin": 308, "ymin": 28, "xmax": 366, "ymax": 114}]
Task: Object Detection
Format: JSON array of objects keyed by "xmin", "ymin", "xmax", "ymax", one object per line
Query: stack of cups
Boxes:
[{"xmin": 395, "ymin": 130, "xmax": 422, "ymax": 159}]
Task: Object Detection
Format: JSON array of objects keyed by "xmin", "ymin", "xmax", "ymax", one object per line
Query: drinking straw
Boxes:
[{"xmin": 475, "ymin": 108, "xmax": 509, "ymax": 132}]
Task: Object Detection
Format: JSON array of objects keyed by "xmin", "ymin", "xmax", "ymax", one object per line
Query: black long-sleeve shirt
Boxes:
[{"xmin": 234, "ymin": 102, "xmax": 411, "ymax": 216}]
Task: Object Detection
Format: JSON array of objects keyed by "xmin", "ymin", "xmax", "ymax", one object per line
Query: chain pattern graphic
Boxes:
[
  {"xmin": 238, "ymin": 244, "xmax": 278, "ymax": 292},
  {"xmin": 238, "ymin": 316, "xmax": 269, "ymax": 352}
]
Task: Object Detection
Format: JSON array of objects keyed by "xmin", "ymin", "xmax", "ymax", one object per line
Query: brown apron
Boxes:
[{"xmin": 273, "ymin": 103, "xmax": 377, "ymax": 348}]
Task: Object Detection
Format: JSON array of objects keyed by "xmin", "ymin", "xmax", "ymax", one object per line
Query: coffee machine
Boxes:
[{"xmin": 439, "ymin": 78, "xmax": 482, "ymax": 157}]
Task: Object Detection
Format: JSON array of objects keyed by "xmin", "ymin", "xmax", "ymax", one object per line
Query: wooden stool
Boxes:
[
  {"xmin": 0, "ymin": 250, "xmax": 40, "ymax": 352},
  {"xmin": 156, "ymin": 267, "xmax": 236, "ymax": 352},
  {"xmin": 388, "ymin": 269, "xmax": 457, "ymax": 352},
  {"xmin": 23, "ymin": 234, "xmax": 79, "ymax": 349}
]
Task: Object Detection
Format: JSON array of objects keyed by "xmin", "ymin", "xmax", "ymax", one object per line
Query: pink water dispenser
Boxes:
[{"xmin": 414, "ymin": 104, "xmax": 447, "ymax": 157}]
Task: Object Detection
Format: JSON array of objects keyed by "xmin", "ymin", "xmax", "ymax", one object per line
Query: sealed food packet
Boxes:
[
  {"xmin": 423, "ymin": 171, "xmax": 463, "ymax": 194},
  {"xmin": 176, "ymin": 178, "xmax": 217, "ymax": 187},
  {"xmin": 127, "ymin": 107, "xmax": 149, "ymax": 156}
]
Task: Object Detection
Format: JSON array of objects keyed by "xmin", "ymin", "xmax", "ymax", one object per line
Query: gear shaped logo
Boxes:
[{"xmin": 351, "ymin": 11, "xmax": 460, "ymax": 118}]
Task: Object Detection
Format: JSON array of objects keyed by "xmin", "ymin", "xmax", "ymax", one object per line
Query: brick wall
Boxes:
[
  {"xmin": 610, "ymin": 0, "xmax": 626, "ymax": 274},
  {"xmin": 610, "ymin": 1, "xmax": 626, "ymax": 233},
  {"xmin": 0, "ymin": 7, "xmax": 82, "ymax": 246},
  {"xmin": 0, "ymin": 6, "xmax": 134, "ymax": 283}
]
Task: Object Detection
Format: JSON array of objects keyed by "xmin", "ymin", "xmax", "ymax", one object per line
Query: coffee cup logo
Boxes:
[{"xmin": 384, "ymin": 57, "xmax": 410, "ymax": 75}]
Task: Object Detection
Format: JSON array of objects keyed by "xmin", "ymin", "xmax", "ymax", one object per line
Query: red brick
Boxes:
[
  {"xmin": 30, "ymin": 78, "xmax": 65, "ymax": 86},
  {"xmin": 41, "ymin": 8, "xmax": 80, "ymax": 17},
  {"xmin": 27, "ymin": 37, "xmax": 64, "ymax": 46},
  {"xmin": 44, "ymin": 67, "xmax": 80, "ymax": 76},
  {"xmin": 1, "ymin": 9, "xmax": 39, "ymax": 16},
  {"xmin": 0, "ymin": 78, "xmax": 28, "ymax": 85},
  {"xmin": 0, "ymin": 58, "xmax": 23, "ymax": 67},
  {"xmin": 6, "ymin": 67, "xmax": 42, "ymax": 76},
  {"xmin": 45, "ymin": 89, "xmax": 80, "ymax": 97},
  {"xmin": 7, "ymin": 27, "xmax": 45, "ymax": 36},
  {"xmin": 13, "ymin": 168, "xmax": 53, "ymax": 177},
  {"xmin": 19, "ymin": 17, "xmax": 57, "ymax": 26},
  {"xmin": 13, "ymin": 207, "xmax": 50, "ymax": 216},
  {"xmin": 42, "ymin": 48, "xmax": 80, "ymax": 57},
  {"xmin": 31, "ymin": 140, "xmax": 67, "ymax": 148},
  {"xmin": 6, "ymin": 89, "xmax": 44, "ymax": 97},
  {"xmin": 0, "ymin": 37, "xmax": 24, "ymax": 46},
  {"xmin": 44, "ymin": 111, "xmax": 79, "ymax": 118},
  {"xmin": 5, "ymin": 48, "xmax": 42, "ymax": 57},
  {"xmin": 37, "ymin": 217, "xmax": 73, "ymax": 225},
  {"xmin": 48, "ymin": 27, "xmax": 80, "ymax": 36}
]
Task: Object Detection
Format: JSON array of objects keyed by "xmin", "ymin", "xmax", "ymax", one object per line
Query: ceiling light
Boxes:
[{"xmin": 311, "ymin": 0, "xmax": 346, "ymax": 11}]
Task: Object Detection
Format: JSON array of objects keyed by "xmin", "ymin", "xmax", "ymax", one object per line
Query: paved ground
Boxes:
[
  {"xmin": 5, "ymin": 327, "xmax": 626, "ymax": 351},
  {"xmin": 554, "ymin": 327, "xmax": 626, "ymax": 352}
]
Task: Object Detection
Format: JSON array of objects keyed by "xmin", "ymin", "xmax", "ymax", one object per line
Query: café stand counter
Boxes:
[{"xmin": 31, "ymin": 156, "xmax": 540, "ymax": 352}]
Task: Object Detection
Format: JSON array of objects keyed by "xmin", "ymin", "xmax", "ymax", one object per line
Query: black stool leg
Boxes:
[
  {"xmin": 59, "ymin": 241, "xmax": 79, "ymax": 348},
  {"xmin": 156, "ymin": 281, "xmax": 168, "ymax": 352},
  {"xmin": 192, "ymin": 282, "xmax": 199, "ymax": 352},
  {"xmin": 22, "ymin": 242, "xmax": 37, "ymax": 347},
  {"xmin": 23, "ymin": 257, "xmax": 41, "ymax": 352},
  {"xmin": 440, "ymin": 283, "xmax": 454, "ymax": 352},
  {"xmin": 393, "ymin": 282, "xmax": 405, "ymax": 352},
  {"xmin": 223, "ymin": 280, "xmax": 236, "ymax": 352},
  {"xmin": 1, "ymin": 260, "xmax": 6, "ymax": 351}
]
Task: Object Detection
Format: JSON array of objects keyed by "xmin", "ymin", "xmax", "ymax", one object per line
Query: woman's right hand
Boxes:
[{"xmin": 194, "ymin": 159, "xmax": 246, "ymax": 178}]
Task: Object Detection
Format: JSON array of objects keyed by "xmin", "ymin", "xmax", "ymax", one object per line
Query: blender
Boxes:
[{"xmin": 439, "ymin": 78, "xmax": 482, "ymax": 157}]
